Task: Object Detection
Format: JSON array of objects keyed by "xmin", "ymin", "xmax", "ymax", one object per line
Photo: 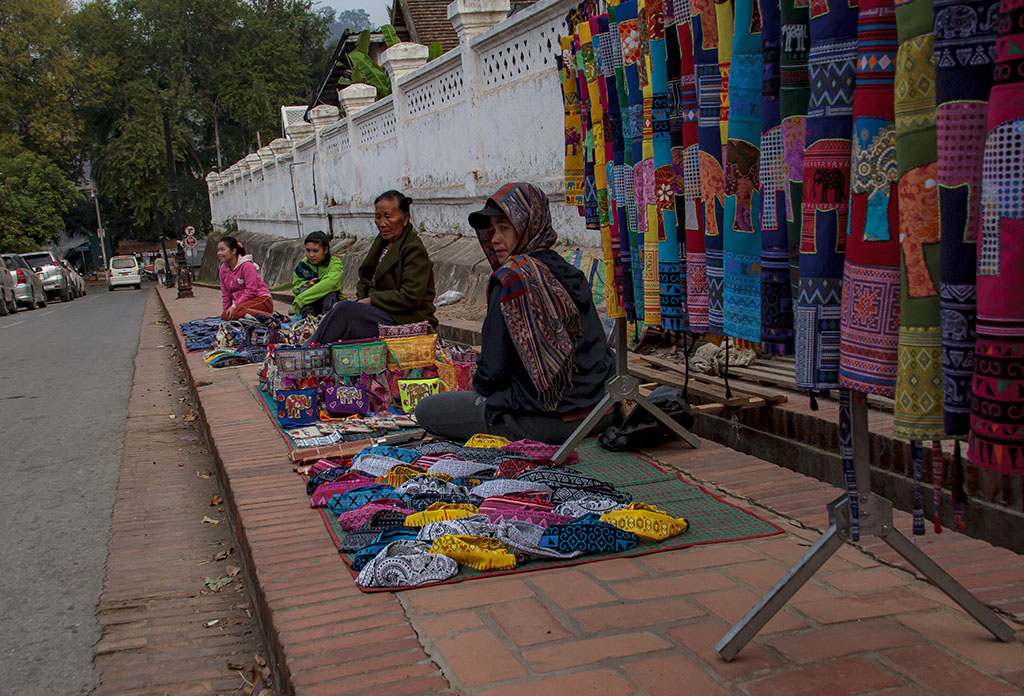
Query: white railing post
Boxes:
[{"xmin": 383, "ymin": 42, "xmax": 430, "ymax": 193}]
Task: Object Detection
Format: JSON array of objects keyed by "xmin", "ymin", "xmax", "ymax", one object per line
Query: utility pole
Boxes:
[
  {"xmin": 163, "ymin": 110, "xmax": 192, "ymax": 298},
  {"xmin": 90, "ymin": 185, "xmax": 110, "ymax": 279},
  {"xmin": 154, "ymin": 193, "xmax": 173, "ymax": 288}
]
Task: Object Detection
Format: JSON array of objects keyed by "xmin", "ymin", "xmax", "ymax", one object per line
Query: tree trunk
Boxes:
[{"xmin": 213, "ymin": 101, "xmax": 223, "ymax": 171}]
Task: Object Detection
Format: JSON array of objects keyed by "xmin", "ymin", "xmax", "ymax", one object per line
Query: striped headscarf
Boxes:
[{"xmin": 476, "ymin": 183, "xmax": 582, "ymax": 410}]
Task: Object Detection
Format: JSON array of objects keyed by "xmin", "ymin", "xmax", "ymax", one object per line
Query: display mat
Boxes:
[{"xmin": 310, "ymin": 440, "xmax": 784, "ymax": 592}]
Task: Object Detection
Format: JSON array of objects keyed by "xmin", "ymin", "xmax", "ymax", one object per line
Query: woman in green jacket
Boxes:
[
  {"xmin": 292, "ymin": 231, "xmax": 345, "ymax": 317},
  {"xmin": 307, "ymin": 191, "xmax": 437, "ymax": 344}
]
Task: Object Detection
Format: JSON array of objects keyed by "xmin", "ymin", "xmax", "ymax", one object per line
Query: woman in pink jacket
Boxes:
[{"xmin": 217, "ymin": 237, "xmax": 274, "ymax": 320}]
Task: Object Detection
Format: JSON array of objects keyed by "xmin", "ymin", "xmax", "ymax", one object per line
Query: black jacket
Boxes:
[
  {"xmin": 473, "ymin": 249, "xmax": 614, "ymax": 421},
  {"xmin": 357, "ymin": 224, "xmax": 438, "ymax": 326}
]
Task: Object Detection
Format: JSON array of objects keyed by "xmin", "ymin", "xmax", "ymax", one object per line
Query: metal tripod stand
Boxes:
[
  {"xmin": 551, "ymin": 317, "xmax": 700, "ymax": 464},
  {"xmin": 716, "ymin": 389, "xmax": 1014, "ymax": 661}
]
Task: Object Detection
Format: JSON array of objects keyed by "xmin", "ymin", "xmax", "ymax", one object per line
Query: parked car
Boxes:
[
  {"xmin": 108, "ymin": 255, "xmax": 142, "ymax": 290},
  {"xmin": 60, "ymin": 259, "xmax": 86, "ymax": 297},
  {"xmin": 0, "ymin": 256, "xmax": 16, "ymax": 315},
  {"xmin": 1, "ymin": 253, "xmax": 46, "ymax": 311},
  {"xmin": 22, "ymin": 250, "xmax": 73, "ymax": 302}
]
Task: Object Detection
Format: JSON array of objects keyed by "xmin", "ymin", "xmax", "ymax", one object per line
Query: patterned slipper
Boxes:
[
  {"xmin": 553, "ymin": 494, "xmax": 627, "ymax": 518},
  {"xmin": 416, "ymin": 515, "xmax": 497, "ymax": 542},
  {"xmin": 493, "ymin": 520, "xmax": 583, "ymax": 559},
  {"xmin": 464, "ymin": 433, "xmax": 511, "ymax": 448},
  {"xmin": 515, "ymin": 467, "xmax": 633, "ymax": 504},
  {"xmin": 354, "ymin": 445, "xmax": 421, "ymax": 464},
  {"xmin": 538, "ymin": 520, "xmax": 639, "ymax": 554},
  {"xmin": 428, "ymin": 535, "xmax": 518, "ymax": 571},
  {"xmin": 397, "ymin": 477, "xmax": 470, "ymax": 499},
  {"xmin": 426, "ymin": 459, "xmax": 498, "ymax": 479},
  {"xmin": 338, "ymin": 510, "xmax": 413, "ymax": 552},
  {"xmin": 327, "ymin": 485, "xmax": 399, "ymax": 515},
  {"xmin": 403, "ymin": 492, "xmax": 473, "ymax": 511},
  {"xmin": 306, "ymin": 464, "xmax": 355, "ymax": 495},
  {"xmin": 501, "ymin": 438, "xmax": 579, "ymax": 466},
  {"xmin": 350, "ymin": 454, "xmax": 407, "ymax": 478},
  {"xmin": 403, "ymin": 503, "xmax": 480, "ymax": 527},
  {"xmin": 337, "ymin": 500, "xmax": 413, "ymax": 531},
  {"xmin": 310, "ymin": 474, "xmax": 377, "ymax": 507},
  {"xmin": 356, "ymin": 540, "xmax": 459, "ymax": 588},
  {"xmin": 379, "ymin": 466, "xmax": 454, "ymax": 487},
  {"xmin": 470, "ymin": 479, "xmax": 553, "ymax": 499},
  {"xmin": 350, "ymin": 529, "xmax": 419, "ymax": 571},
  {"xmin": 600, "ymin": 503, "xmax": 690, "ymax": 540}
]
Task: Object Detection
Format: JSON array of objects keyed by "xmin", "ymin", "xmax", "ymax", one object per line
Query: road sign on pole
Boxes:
[
  {"xmin": 184, "ymin": 225, "xmax": 195, "ymax": 236},
  {"xmin": 184, "ymin": 235, "xmax": 197, "ymax": 248}
]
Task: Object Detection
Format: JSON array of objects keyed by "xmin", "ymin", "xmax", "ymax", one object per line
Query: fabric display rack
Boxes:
[{"xmin": 557, "ymin": 0, "xmax": 1022, "ymax": 657}]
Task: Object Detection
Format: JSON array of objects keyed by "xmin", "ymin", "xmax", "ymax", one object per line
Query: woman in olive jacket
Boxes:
[{"xmin": 307, "ymin": 191, "xmax": 437, "ymax": 344}]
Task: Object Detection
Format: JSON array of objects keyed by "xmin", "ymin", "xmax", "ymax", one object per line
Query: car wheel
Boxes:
[
  {"xmin": 0, "ymin": 295, "xmax": 8, "ymax": 316},
  {"xmin": 60, "ymin": 286, "xmax": 71, "ymax": 302},
  {"xmin": 37, "ymin": 289, "xmax": 46, "ymax": 307}
]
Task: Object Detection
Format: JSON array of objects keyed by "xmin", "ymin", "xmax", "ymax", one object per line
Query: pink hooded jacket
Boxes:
[{"xmin": 219, "ymin": 255, "xmax": 271, "ymax": 311}]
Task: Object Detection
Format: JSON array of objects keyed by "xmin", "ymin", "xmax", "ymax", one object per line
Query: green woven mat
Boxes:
[{"xmin": 320, "ymin": 439, "xmax": 783, "ymax": 590}]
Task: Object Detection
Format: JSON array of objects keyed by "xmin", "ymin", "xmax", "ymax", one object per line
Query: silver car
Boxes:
[
  {"xmin": 1, "ymin": 253, "xmax": 46, "ymax": 311},
  {"xmin": 60, "ymin": 259, "xmax": 86, "ymax": 297},
  {"xmin": 22, "ymin": 250, "xmax": 73, "ymax": 302}
]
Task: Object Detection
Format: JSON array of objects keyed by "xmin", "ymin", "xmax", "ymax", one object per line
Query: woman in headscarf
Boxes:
[
  {"xmin": 307, "ymin": 190, "xmax": 437, "ymax": 344},
  {"xmin": 416, "ymin": 182, "xmax": 615, "ymax": 444}
]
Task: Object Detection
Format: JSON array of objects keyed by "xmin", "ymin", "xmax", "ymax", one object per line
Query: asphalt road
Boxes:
[{"xmin": 0, "ymin": 283, "xmax": 150, "ymax": 695}]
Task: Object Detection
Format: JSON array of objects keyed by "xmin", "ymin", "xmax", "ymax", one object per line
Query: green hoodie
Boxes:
[{"xmin": 292, "ymin": 255, "xmax": 345, "ymax": 310}]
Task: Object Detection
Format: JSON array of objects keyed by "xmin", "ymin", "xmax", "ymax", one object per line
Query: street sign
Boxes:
[
  {"xmin": 184, "ymin": 225, "xmax": 196, "ymax": 236},
  {"xmin": 184, "ymin": 235, "xmax": 197, "ymax": 248},
  {"xmin": 75, "ymin": 244, "xmax": 91, "ymax": 252}
]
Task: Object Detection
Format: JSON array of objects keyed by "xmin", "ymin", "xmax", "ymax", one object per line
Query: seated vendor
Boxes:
[
  {"xmin": 292, "ymin": 231, "xmax": 344, "ymax": 317},
  {"xmin": 416, "ymin": 182, "xmax": 615, "ymax": 445},
  {"xmin": 217, "ymin": 236, "xmax": 274, "ymax": 320},
  {"xmin": 307, "ymin": 191, "xmax": 437, "ymax": 344}
]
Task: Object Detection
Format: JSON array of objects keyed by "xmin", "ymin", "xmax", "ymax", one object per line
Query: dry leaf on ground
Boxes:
[
  {"xmin": 201, "ymin": 516, "xmax": 220, "ymax": 526},
  {"xmin": 196, "ymin": 471, "xmax": 212, "ymax": 479},
  {"xmin": 225, "ymin": 565, "xmax": 241, "ymax": 577},
  {"xmin": 204, "ymin": 576, "xmax": 232, "ymax": 592},
  {"xmin": 210, "ymin": 494, "xmax": 223, "ymax": 506}
]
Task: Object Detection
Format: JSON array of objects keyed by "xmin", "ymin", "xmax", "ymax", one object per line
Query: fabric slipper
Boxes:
[
  {"xmin": 416, "ymin": 515, "xmax": 497, "ymax": 542},
  {"xmin": 538, "ymin": 520, "xmax": 638, "ymax": 554},
  {"xmin": 397, "ymin": 477, "xmax": 470, "ymax": 499},
  {"xmin": 403, "ymin": 502, "xmax": 480, "ymax": 527},
  {"xmin": 356, "ymin": 540, "xmax": 459, "ymax": 588},
  {"xmin": 350, "ymin": 454, "xmax": 407, "ymax": 478},
  {"xmin": 306, "ymin": 465, "xmax": 355, "ymax": 495},
  {"xmin": 600, "ymin": 503, "xmax": 690, "ymax": 540},
  {"xmin": 493, "ymin": 520, "xmax": 583, "ymax": 559},
  {"xmin": 553, "ymin": 494, "xmax": 628, "ymax": 518},
  {"xmin": 327, "ymin": 484, "xmax": 399, "ymax": 515},
  {"xmin": 403, "ymin": 492, "xmax": 473, "ymax": 511},
  {"xmin": 464, "ymin": 434, "xmax": 511, "ymax": 448},
  {"xmin": 501, "ymin": 438, "xmax": 579, "ymax": 466},
  {"xmin": 515, "ymin": 467, "xmax": 633, "ymax": 505},
  {"xmin": 310, "ymin": 474, "xmax": 377, "ymax": 507},
  {"xmin": 495, "ymin": 458, "xmax": 545, "ymax": 479},
  {"xmin": 379, "ymin": 466, "xmax": 453, "ymax": 487},
  {"xmin": 338, "ymin": 510, "xmax": 412, "ymax": 552},
  {"xmin": 337, "ymin": 500, "xmax": 413, "ymax": 531},
  {"xmin": 426, "ymin": 459, "xmax": 498, "ymax": 479},
  {"xmin": 428, "ymin": 535, "xmax": 517, "ymax": 571},
  {"xmin": 350, "ymin": 529, "xmax": 419, "ymax": 571},
  {"xmin": 355, "ymin": 445, "xmax": 421, "ymax": 463},
  {"xmin": 470, "ymin": 479, "xmax": 553, "ymax": 499}
]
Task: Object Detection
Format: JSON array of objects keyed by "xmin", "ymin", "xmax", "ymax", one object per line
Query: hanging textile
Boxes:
[
  {"xmin": 759, "ymin": 0, "xmax": 795, "ymax": 355},
  {"xmin": 893, "ymin": 0, "xmax": 945, "ymax": 439},
  {"xmin": 703, "ymin": 0, "xmax": 734, "ymax": 335},
  {"xmin": 795, "ymin": 0, "xmax": 859, "ymax": 390},
  {"xmin": 608, "ymin": 2, "xmax": 640, "ymax": 319},
  {"xmin": 647, "ymin": 0, "xmax": 684, "ymax": 330},
  {"xmin": 723, "ymin": 0, "xmax": 764, "ymax": 345},
  {"xmin": 638, "ymin": 0, "xmax": 663, "ymax": 326},
  {"xmin": 969, "ymin": 0, "xmax": 1024, "ymax": 475},
  {"xmin": 560, "ymin": 37, "xmax": 586, "ymax": 209},
  {"xmin": 839, "ymin": 0, "xmax": 901, "ymax": 396},
  {"xmin": 576, "ymin": 29, "xmax": 600, "ymax": 232},
  {"xmin": 934, "ymin": 0, "xmax": 1000, "ymax": 436},
  {"xmin": 675, "ymin": 0, "xmax": 709, "ymax": 331},
  {"xmin": 779, "ymin": 0, "xmax": 811, "ymax": 302},
  {"xmin": 666, "ymin": 0, "xmax": 691, "ymax": 330},
  {"xmin": 619, "ymin": 1, "xmax": 648, "ymax": 317}
]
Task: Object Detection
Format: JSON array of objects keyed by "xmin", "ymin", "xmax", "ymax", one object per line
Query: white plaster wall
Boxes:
[{"xmin": 208, "ymin": 0, "xmax": 594, "ymax": 246}]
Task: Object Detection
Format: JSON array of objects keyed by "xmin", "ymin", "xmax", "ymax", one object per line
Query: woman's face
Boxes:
[
  {"xmin": 305, "ymin": 242, "xmax": 327, "ymax": 266},
  {"xmin": 375, "ymin": 198, "xmax": 409, "ymax": 243},
  {"xmin": 216, "ymin": 242, "xmax": 235, "ymax": 265},
  {"xmin": 490, "ymin": 214, "xmax": 519, "ymax": 265}
]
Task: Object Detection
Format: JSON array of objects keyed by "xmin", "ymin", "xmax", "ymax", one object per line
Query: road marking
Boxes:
[
  {"xmin": 2, "ymin": 320, "xmax": 25, "ymax": 328},
  {"xmin": 40, "ymin": 310, "xmax": 54, "ymax": 316}
]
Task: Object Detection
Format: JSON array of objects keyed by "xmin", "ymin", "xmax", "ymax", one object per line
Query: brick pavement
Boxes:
[
  {"xmin": 156, "ymin": 284, "xmax": 1023, "ymax": 695},
  {"xmin": 93, "ymin": 293, "xmax": 268, "ymax": 695}
]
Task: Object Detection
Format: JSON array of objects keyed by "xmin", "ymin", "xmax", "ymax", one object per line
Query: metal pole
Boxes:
[
  {"xmin": 289, "ymin": 163, "xmax": 303, "ymax": 239},
  {"xmin": 92, "ymin": 188, "xmax": 110, "ymax": 279},
  {"xmin": 163, "ymin": 110, "xmax": 192, "ymax": 298}
]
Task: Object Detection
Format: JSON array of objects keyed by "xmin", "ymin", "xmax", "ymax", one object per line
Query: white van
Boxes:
[{"xmin": 108, "ymin": 255, "xmax": 142, "ymax": 290}]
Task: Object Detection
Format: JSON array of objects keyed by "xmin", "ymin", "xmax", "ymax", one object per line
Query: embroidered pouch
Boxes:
[
  {"xmin": 386, "ymin": 334, "xmax": 438, "ymax": 370},
  {"xmin": 397, "ymin": 378, "xmax": 440, "ymax": 414},
  {"xmin": 275, "ymin": 389, "xmax": 318, "ymax": 428},
  {"xmin": 331, "ymin": 339, "xmax": 387, "ymax": 378},
  {"xmin": 378, "ymin": 321, "xmax": 433, "ymax": 339},
  {"xmin": 323, "ymin": 383, "xmax": 370, "ymax": 416}
]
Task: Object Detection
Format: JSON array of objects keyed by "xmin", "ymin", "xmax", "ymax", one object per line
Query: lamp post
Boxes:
[{"xmin": 88, "ymin": 184, "xmax": 110, "ymax": 279}]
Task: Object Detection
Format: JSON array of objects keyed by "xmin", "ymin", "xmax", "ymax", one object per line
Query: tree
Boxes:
[
  {"xmin": 0, "ymin": 138, "xmax": 82, "ymax": 253},
  {"xmin": 328, "ymin": 8, "xmax": 373, "ymax": 40}
]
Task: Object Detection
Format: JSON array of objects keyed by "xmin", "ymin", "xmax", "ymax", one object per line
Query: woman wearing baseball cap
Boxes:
[{"xmin": 416, "ymin": 182, "xmax": 615, "ymax": 444}]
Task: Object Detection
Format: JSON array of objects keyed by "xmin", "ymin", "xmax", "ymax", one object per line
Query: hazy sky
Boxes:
[{"xmin": 318, "ymin": 0, "xmax": 391, "ymax": 28}]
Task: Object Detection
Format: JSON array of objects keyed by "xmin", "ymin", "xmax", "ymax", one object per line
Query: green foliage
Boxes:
[
  {"xmin": 428, "ymin": 41, "xmax": 444, "ymax": 61},
  {"xmin": 0, "ymin": 138, "xmax": 82, "ymax": 253},
  {"xmin": 349, "ymin": 52, "xmax": 392, "ymax": 99},
  {"xmin": 381, "ymin": 24, "xmax": 400, "ymax": 47}
]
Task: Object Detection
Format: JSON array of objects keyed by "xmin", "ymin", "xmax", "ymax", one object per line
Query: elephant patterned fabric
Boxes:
[
  {"xmin": 795, "ymin": 0, "xmax": 859, "ymax": 390},
  {"xmin": 560, "ymin": 36, "xmax": 586, "ymax": 208},
  {"xmin": 894, "ymin": 0, "xmax": 945, "ymax": 440},
  {"xmin": 969, "ymin": 0, "xmax": 1024, "ymax": 474},
  {"xmin": 934, "ymin": 0, "xmax": 1000, "ymax": 435},
  {"xmin": 760, "ymin": 0, "xmax": 796, "ymax": 355},
  {"xmin": 840, "ymin": 0, "xmax": 902, "ymax": 397},
  {"xmin": 276, "ymin": 389, "xmax": 318, "ymax": 428},
  {"xmin": 723, "ymin": 0, "xmax": 765, "ymax": 345},
  {"xmin": 780, "ymin": 0, "xmax": 811, "ymax": 311}
]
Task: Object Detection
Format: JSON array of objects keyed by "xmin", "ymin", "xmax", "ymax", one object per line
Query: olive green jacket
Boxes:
[{"xmin": 356, "ymin": 223, "xmax": 437, "ymax": 326}]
